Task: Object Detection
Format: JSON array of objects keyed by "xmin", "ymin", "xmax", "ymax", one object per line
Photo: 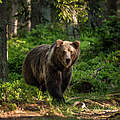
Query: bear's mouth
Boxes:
[{"xmin": 63, "ymin": 60, "xmax": 71, "ymax": 68}]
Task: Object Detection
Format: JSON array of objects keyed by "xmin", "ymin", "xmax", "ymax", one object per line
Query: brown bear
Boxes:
[{"xmin": 22, "ymin": 40, "xmax": 80, "ymax": 102}]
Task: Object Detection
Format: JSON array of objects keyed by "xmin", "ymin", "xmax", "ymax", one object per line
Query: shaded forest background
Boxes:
[{"xmin": 0, "ymin": 0, "xmax": 120, "ymax": 114}]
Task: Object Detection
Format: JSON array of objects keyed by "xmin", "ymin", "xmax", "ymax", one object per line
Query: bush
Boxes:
[
  {"xmin": 25, "ymin": 24, "xmax": 67, "ymax": 45},
  {"xmin": 96, "ymin": 16, "xmax": 120, "ymax": 51},
  {"xmin": 71, "ymin": 51, "xmax": 120, "ymax": 93},
  {"xmin": 0, "ymin": 79, "xmax": 38, "ymax": 103}
]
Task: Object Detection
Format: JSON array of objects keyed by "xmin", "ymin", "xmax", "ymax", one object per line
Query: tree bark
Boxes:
[
  {"xmin": 8, "ymin": 0, "xmax": 18, "ymax": 38},
  {"xmin": 0, "ymin": 0, "xmax": 8, "ymax": 82},
  {"xmin": 31, "ymin": 0, "xmax": 52, "ymax": 28},
  {"xmin": 31, "ymin": 0, "xmax": 42, "ymax": 28},
  {"xmin": 26, "ymin": 0, "xmax": 31, "ymax": 31}
]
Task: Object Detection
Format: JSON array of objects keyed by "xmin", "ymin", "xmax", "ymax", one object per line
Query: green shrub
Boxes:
[
  {"xmin": 0, "ymin": 79, "xmax": 39, "ymax": 103},
  {"xmin": 96, "ymin": 16, "xmax": 120, "ymax": 50},
  {"xmin": 25, "ymin": 24, "xmax": 67, "ymax": 45},
  {"xmin": 71, "ymin": 51, "xmax": 120, "ymax": 93}
]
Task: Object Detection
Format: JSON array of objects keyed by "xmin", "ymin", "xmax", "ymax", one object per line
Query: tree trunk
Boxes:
[
  {"xmin": 8, "ymin": 0, "xmax": 18, "ymax": 38},
  {"xmin": 31, "ymin": 0, "xmax": 52, "ymax": 28},
  {"xmin": 0, "ymin": 1, "xmax": 8, "ymax": 82},
  {"xmin": 26, "ymin": 0, "xmax": 31, "ymax": 31}
]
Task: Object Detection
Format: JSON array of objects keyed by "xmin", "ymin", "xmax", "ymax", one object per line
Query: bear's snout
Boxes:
[{"xmin": 66, "ymin": 58, "xmax": 70, "ymax": 64}]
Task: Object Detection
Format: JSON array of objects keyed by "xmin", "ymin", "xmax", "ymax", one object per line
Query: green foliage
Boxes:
[
  {"xmin": 2, "ymin": 22, "xmax": 120, "ymax": 106},
  {"xmin": 95, "ymin": 16, "xmax": 120, "ymax": 50},
  {"xmin": 56, "ymin": 0, "xmax": 88, "ymax": 23},
  {"xmin": 25, "ymin": 24, "xmax": 67, "ymax": 45},
  {"xmin": 78, "ymin": 16, "xmax": 120, "ymax": 53},
  {"xmin": 72, "ymin": 51, "xmax": 120, "ymax": 93},
  {"xmin": 0, "ymin": 79, "xmax": 38, "ymax": 103},
  {"xmin": 8, "ymin": 38, "xmax": 31, "ymax": 76}
]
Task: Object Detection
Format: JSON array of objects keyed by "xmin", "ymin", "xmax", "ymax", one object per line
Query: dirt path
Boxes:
[
  {"xmin": 0, "ymin": 109, "xmax": 76, "ymax": 120},
  {"xmin": 0, "ymin": 102, "xmax": 74, "ymax": 120},
  {"xmin": 1, "ymin": 109, "xmax": 120, "ymax": 120},
  {"xmin": 0, "ymin": 100, "xmax": 120, "ymax": 120}
]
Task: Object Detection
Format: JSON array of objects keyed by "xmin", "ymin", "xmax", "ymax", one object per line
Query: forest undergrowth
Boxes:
[{"xmin": 0, "ymin": 23, "xmax": 120, "ymax": 120}]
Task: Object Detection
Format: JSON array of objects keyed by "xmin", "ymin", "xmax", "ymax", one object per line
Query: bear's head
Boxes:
[{"xmin": 54, "ymin": 39, "xmax": 80, "ymax": 68}]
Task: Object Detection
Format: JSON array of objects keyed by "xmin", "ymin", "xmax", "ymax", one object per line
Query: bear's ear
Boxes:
[
  {"xmin": 56, "ymin": 39, "xmax": 63, "ymax": 47},
  {"xmin": 72, "ymin": 41, "xmax": 80, "ymax": 49}
]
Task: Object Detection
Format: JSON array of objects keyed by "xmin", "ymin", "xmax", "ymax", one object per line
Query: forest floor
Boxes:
[{"xmin": 0, "ymin": 93, "xmax": 120, "ymax": 120}]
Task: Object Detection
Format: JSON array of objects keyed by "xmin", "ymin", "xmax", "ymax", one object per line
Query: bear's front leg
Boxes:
[
  {"xmin": 46, "ymin": 67, "xmax": 65, "ymax": 102},
  {"xmin": 62, "ymin": 67, "xmax": 72, "ymax": 93}
]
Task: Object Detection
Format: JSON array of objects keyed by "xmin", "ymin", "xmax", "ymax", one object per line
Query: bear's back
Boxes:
[
  {"xmin": 26, "ymin": 45, "xmax": 50, "ymax": 61},
  {"xmin": 23, "ymin": 45, "xmax": 50, "ymax": 84}
]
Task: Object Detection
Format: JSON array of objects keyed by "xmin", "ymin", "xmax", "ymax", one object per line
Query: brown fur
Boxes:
[{"xmin": 22, "ymin": 40, "xmax": 80, "ymax": 102}]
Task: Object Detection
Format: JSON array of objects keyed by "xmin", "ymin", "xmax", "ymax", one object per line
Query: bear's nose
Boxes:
[{"xmin": 66, "ymin": 58, "xmax": 70, "ymax": 64}]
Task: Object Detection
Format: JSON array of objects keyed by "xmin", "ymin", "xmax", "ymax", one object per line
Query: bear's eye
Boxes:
[
  {"xmin": 70, "ymin": 51, "xmax": 72, "ymax": 54},
  {"xmin": 71, "ymin": 51, "xmax": 75, "ymax": 56},
  {"xmin": 63, "ymin": 50, "xmax": 66, "ymax": 54},
  {"xmin": 70, "ymin": 50, "xmax": 74, "ymax": 55}
]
